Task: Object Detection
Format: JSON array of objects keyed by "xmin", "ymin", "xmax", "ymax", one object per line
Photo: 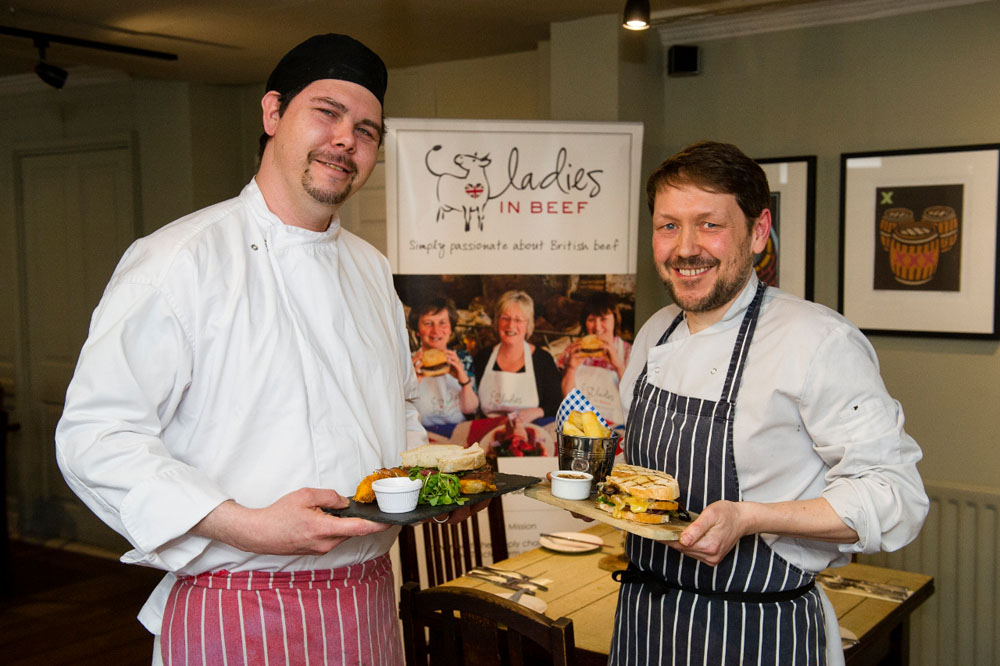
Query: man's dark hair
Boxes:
[
  {"xmin": 257, "ymin": 83, "xmax": 308, "ymax": 161},
  {"xmin": 408, "ymin": 297, "xmax": 459, "ymax": 334},
  {"xmin": 645, "ymin": 141, "xmax": 770, "ymax": 227}
]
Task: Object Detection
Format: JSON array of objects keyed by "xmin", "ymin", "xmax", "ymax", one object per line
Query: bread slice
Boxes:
[
  {"xmin": 400, "ymin": 444, "xmax": 462, "ymax": 468},
  {"xmin": 606, "ymin": 463, "xmax": 679, "ymax": 501},
  {"xmin": 438, "ymin": 443, "xmax": 486, "ymax": 473},
  {"xmin": 400, "ymin": 442, "xmax": 486, "ymax": 473}
]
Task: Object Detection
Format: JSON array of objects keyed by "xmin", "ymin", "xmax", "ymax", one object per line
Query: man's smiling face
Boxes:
[
  {"xmin": 652, "ymin": 182, "xmax": 769, "ymax": 326},
  {"xmin": 263, "ymin": 78, "xmax": 383, "ymax": 213}
]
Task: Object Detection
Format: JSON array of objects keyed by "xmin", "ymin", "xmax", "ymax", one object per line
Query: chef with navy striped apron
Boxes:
[{"xmin": 609, "ymin": 283, "xmax": 827, "ymax": 665}]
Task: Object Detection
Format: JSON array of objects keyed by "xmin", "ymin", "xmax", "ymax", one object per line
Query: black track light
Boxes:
[
  {"xmin": 623, "ymin": 0, "xmax": 651, "ymax": 30},
  {"xmin": 33, "ymin": 40, "xmax": 68, "ymax": 89}
]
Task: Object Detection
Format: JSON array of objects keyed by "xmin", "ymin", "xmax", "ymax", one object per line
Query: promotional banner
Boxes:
[
  {"xmin": 386, "ymin": 119, "xmax": 643, "ymax": 559},
  {"xmin": 387, "ymin": 118, "xmax": 642, "ymax": 276}
]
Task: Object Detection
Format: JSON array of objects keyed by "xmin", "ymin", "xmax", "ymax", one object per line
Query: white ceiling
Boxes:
[{"xmin": 0, "ymin": 0, "xmax": 818, "ymax": 85}]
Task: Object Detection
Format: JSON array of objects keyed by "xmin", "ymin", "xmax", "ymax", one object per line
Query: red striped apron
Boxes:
[{"xmin": 160, "ymin": 555, "xmax": 401, "ymax": 666}]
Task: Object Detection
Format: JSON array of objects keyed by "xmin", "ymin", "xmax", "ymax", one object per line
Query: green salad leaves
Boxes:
[{"xmin": 407, "ymin": 466, "xmax": 469, "ymax": 507}]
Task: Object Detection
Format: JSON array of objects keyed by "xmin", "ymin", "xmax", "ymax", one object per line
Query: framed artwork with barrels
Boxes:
[{"xmin": 839, "ymin": 144, "xmax": 1000, "ymax": 339}]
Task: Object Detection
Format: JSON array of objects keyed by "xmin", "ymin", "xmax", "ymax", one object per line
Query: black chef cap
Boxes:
[{"xmin": 266, "ymin": 33, "xmax": 387, "ymax": 107}]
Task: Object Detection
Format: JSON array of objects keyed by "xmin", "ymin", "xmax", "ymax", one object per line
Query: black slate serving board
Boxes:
[{"xmin": 323, "ymin": 472, "xmax": 541, "ymax": 526}]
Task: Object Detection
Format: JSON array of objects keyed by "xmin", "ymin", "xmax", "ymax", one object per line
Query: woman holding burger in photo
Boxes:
[
  {"xmin": 559, "ymin": 292, "xmax": 631, "ymax": 424},
  {"xmin": 474, "ymin": 290, "xmax": 562, "ymax": 430},
  {"xmin": 410, "ymin": 297, "xmax": 479, "ymax": 426}
]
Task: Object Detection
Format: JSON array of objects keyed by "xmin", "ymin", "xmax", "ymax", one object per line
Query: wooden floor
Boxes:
[{"xmin": 0, "ymin": 540, "xmax": 163, "ymax": 666}]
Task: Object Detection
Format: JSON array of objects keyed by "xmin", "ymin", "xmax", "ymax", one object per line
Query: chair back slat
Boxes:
[{"xmin": 400, "ymin": 582, "xmax": 575, "ymax": 666}]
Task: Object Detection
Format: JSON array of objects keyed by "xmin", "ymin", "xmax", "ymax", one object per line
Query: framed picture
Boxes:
[
  {"xmin": 755, "ymin": 156, "xmax": 816, "ymax": 301},
  {"xmin": 839, "ymin": 144, "xmax": 1000, "ymax": 339}
]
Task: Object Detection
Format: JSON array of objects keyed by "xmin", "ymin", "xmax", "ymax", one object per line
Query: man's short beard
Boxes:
[
  {"xmin": 662, "ymin": 245, "xmax": 755, "ymax": 313},
  {"xmin": 302, "ymin": 152, "xmax": 356, "ymax": 205},
  {"xmin": 663, "ymin": 268, "xmax": 750, "ymax": 313},
  {"xmin": 303, "ymin": 176, "xmax": 352, "ymax": 205},
  {"xmin": 302, "ymin": 171, "xmax": 354, "ymax": 206}
]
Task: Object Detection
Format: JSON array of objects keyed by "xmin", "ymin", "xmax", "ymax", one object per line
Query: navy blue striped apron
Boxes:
[{"xmin": 609, "ymin": 283, "xmax": 826, "ymax": 665}]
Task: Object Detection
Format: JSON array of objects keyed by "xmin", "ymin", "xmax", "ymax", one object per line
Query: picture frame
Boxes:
[
  {"xmin": 839, "ymin": 144, "xmax": 1000, "ymax": 339},
  {"xmin": 755, "ymin": 156, "xmax": 817, "ymax": 301}
]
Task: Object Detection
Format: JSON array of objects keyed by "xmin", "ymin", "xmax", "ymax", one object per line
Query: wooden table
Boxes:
[{"xmin": 447, "ymin": 523, "xmax": 933, "ymax": 665}]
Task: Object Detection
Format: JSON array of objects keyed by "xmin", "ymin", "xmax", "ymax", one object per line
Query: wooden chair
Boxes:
[
  {"xmin": 399, "ymin": 497, "xmax": 508, "ymax": 588},
  {"xmin": 399, "ymin": 581, "xmax": 575, "ymax": 666}
]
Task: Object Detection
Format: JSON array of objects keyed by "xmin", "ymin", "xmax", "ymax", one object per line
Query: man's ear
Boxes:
[
  {"xmin": 261, "ymin": 91, "xmax": 282, "ymax": 137},
  {"xmin": 750, "ymin": 208, "xmax": 772, "ymax": 255}
]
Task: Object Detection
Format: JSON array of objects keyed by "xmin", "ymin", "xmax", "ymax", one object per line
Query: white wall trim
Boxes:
[{"xmin": 655, "ymin": 0, "xmax": 988, "ymax": 45}]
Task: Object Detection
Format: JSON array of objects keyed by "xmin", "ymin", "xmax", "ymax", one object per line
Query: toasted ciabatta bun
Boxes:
[
  {"xmin": 596, "ymin": 463, "xmax": 682, "ymax": 523},
  {"xmin": 606, "ymin": 463, "xmax": 679, "ymax": 501}
]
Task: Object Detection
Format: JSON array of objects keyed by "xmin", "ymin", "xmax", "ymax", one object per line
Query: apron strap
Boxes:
[
  {"xmin": 720, "ymin": 281, "xmax": 767, "ymax": 403},
  {"xmin": 612, "ymin": 563, "xmax": 814, "ymax": 604}
]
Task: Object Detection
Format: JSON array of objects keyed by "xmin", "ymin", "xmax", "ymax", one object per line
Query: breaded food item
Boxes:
[{"xmin": 354, "ymin": 467, "xmax": 408, "ymax": 503}]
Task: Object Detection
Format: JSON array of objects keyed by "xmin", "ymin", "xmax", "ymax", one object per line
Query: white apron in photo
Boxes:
[
  {"xmin": 572, "ymin": 338, "xmax": 627, "ymax": 425},
  {"xmin": 413, "ymin": 373, "xmax": 465, "ymax": 426},
  {"xmin": 478, "ymin": 342, "xmax": 539, "ymax": 414}
]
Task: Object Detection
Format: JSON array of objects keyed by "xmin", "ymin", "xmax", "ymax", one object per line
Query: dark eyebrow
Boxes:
[{"xmin": 313, "ymin": 96, "xmax": 383, "ymax": 139}]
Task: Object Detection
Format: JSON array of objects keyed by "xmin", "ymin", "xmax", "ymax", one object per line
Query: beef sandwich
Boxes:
[
  {"xmin": 596, "ymin": 463, "xmax": 687, "ymax": 524},
  {"xmin": 400, "ymin": 442, "xmax": 496, "ymax": 494},
  {"xmin": 578, "ymin": 334, "xmax": 604, "ymax": 357},
  {"xmin": 419, "ymin": 348, "xmax": 449, "ymax": 377}
]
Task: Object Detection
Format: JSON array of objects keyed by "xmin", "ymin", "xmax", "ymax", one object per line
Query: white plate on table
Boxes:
[
  {"xmin": 539, "ymin": 531, "xmax": 604, "ymax": 553},
  {"xmin": 495, "ymin": 590, "xmax": 548, "ymax": 614}
]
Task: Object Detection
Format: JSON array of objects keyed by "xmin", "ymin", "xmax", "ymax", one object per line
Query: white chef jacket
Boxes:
[
  {"xmin": 621, "ymin": 273, "xmax": 928, "ymax": 572},
  {"xmin": 55, "ymin": 179, "xmax": 427, "ymax": 632}
]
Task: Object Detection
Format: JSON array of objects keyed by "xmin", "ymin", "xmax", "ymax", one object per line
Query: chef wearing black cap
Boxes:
[{"xmin": 56, "ymin": 34, "xmax": 425, "ymax": 665}]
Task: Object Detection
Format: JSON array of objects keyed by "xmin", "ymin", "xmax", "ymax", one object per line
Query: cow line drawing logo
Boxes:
[{"xmin": 425, "ymin": 145, "xmax": 492, "ymax": 232}]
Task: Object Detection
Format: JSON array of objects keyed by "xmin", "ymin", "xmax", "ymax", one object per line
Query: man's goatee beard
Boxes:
[{"xmin": 662, "ymin": 263, "xmax": 753, "ymax": 313}]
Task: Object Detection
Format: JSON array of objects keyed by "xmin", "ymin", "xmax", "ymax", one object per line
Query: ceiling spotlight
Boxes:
[
  {"xmin": 623, "ymin": 0, "xmax": 651, "ymax": 30},
  {"xmin": 34, "ymin": 40, "xmax": 68, "ymax": 89}
]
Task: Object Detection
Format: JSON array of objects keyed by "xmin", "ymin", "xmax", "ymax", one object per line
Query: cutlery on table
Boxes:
[
  {"xmin": 539, "ymin": 533, "xmax": 607, "ymax": 548},
  {"xmin": 465, "ymin": 572, "xmax": 537, "ymax": 594},
  {"xmin": 469, "ymin": 568, "xmax": 548, "ymax": 591}
]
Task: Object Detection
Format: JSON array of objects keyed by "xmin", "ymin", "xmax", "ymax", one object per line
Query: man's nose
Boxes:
[
  {"xmin": 675, "ymin": 225, "xmax": 700, "ymax": 256},
  {"xmin": 330, "ymin": 120, "xmax": 355, "ymax": 151}
]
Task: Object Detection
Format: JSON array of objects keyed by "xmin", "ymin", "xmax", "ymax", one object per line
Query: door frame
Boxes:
[{"xmin": 11, "ymin": 134, "xmax": 140, "ymax": 543}]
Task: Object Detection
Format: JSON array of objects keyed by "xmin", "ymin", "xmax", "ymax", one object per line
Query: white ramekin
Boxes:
[
  {"xmin": 550, "ymin": 470, "xmax": 594, "ymax": 500},
  {"xmin": 372, "ymin": 476, "xmax": 423, "ymax": 513}
]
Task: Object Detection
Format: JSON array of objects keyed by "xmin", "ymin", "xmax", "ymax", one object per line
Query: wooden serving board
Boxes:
[{"xmin": 524, "ymin": 483, "xmax": 693, "ymax": 541}]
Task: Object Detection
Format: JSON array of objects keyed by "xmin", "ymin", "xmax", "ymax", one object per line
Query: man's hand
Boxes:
[
  {"xmin": 668, "ymin": 500, "xmax": 747, "ymax": 566},
  {"xmin": 423, "ymin": 498, "xmax": 491, "ymax": 526},
  {"xmin": 668, "ymin": 497, "xmax": 859, "ymax": 566},
  {"xmin": 193, "ymin": 488, "xmax": 391, "ymax": 556}
]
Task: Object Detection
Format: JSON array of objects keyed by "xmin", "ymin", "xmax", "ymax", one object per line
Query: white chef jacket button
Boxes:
[
  {"xmin": 710, "ymin": 367, "xmax": 717, "ymax": 374},
  {"xmin": 251, "ymin": 244, "xmax": 259, "ymax": 251},
  {"xmin": 654, "ymin": 367, "xmax": 660, "ymax": 373}
]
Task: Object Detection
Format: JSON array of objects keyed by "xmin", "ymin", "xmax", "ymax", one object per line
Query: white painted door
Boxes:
[{"xmin": 16, "ymin": 141, "xmax": 138, "ymax": 551}]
